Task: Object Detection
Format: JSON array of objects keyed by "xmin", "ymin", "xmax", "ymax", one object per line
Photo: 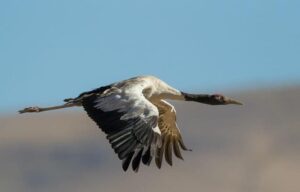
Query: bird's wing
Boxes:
[
  {"xmin": 154, "ymin": 100, "xmax": 190, "ymax": 168},
  {"xmin": 81, "ymin": 87, "xmax": 161, "ymax": 172}
]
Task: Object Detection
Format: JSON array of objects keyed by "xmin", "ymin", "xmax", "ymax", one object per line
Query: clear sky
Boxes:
[{"xmin": 1, "ymin": 0, "xmax": 300, "ymax": 112}]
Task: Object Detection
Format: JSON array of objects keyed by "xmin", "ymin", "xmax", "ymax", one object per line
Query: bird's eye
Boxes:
[{"xmin": 212, "ymin": 94, "xmax": 223, "ymax": 101}]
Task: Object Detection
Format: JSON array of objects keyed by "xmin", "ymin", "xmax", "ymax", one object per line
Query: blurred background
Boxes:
[{"xmin": 0, "ymin": 1, "xmax": 299, "ymax": 192}]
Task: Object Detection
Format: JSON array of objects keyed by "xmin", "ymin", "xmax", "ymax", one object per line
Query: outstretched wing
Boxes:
[
  {"xmin": 81, "ymin": 87, "xmax": 161, "ymax": 172},
  {"xmin": 154, "ymin": 100, "xmax": 191, "ymax": 168}
]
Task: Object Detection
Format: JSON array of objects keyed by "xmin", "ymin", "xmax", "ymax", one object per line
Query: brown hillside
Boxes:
[{"xmin": 0, "ymin": 86, "xmax": 299, "ymax": 192}]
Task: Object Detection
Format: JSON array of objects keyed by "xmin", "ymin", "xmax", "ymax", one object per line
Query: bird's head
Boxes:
[
  {"xmin": 209, "ymin": 94, "xmax": 243, "ymax": 105},
  {"xmin": 181, "ymin": 92, "xmax": 243, "ymax": 105}
]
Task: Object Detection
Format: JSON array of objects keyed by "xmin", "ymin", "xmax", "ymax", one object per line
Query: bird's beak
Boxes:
[{"xmin": 226, "ymin": 98, "xmax": 243, "ymax": 105}]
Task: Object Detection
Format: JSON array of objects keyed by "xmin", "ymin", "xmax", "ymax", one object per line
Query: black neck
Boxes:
[{"xmin": 181, "ymin": 92, "xmax": 212, "ymax": 105}]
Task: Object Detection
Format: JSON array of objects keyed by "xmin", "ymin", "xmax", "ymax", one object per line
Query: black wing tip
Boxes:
[
  {"xmin": 122, "ymin": 166, "xmax": 128, "ymax": 172},
  {"xmin": 122, "ymin": 151, "xmax": 134, "ymax": 171},
  {"xmin": 131, "ymin": 149, "xmax": 143, "ymax": 172},
  {"xmin": 177, "ymin": 156, "xmax": 184, "ymax": 160},
  {"xmin": 166, "ymin": 160, "xmax": 173, "ymax": 166},
  {"xmin": 155, "ymin": 158, "xmax": 162, "ymax": 169},
  {"xmin": 142, "ymin": 147, "xmax": 152, "ymax": 166}
]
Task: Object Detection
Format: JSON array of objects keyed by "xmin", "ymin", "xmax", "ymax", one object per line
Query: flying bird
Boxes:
[{"xmin": 19, "ymin": 75, "xmax": 242, "ymax": 172}]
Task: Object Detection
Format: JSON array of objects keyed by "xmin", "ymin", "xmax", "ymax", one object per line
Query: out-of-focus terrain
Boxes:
[{"xmin": 0, "ymin": 86, "xmax": 299, "ymax": 192}]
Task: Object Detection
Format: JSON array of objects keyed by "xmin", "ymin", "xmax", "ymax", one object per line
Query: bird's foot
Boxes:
[{"xmin": 19, "ymin": 106, "xmax": 41, "ymax": 114}]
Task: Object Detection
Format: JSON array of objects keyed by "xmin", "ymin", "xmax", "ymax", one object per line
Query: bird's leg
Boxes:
[{"xmin": 19, "ymin": 102, "xmax": 78, "ymax": 114}]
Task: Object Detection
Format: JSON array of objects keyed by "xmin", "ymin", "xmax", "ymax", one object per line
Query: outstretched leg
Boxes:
[{"xmin": 19, "ymin": 102, "xmax": 79, "ymax": 114}]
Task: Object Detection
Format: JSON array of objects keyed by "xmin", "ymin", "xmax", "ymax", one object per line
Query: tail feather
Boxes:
[
  {"xmin": 64, "ymin": 98, "xmax": 75, "ymax": 102},
  {"xmin": 64, "ymin": 85, "xmax": 112, "ymax": 103}
]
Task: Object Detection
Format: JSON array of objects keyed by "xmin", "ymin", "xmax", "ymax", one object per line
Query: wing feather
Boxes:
[
  {"xmin": 154, "ymin": 100, "xmax": 190, "ymax": 168},
  {"xmin": 142, "ymin": 146, "xmax": 152, "ymax": 165},
  {"xmin": 122, "ymin": 151, "xmax": 134, "ymax": 171},
  {"xmin": 173, "ymin": 139, "xmax": 183, "ymax": 159},
  {"xmin": 82, "ymin": 86, "xmax": 161, "ymax": 172},
  {"xmin": 164, "ymin": 135, "xmax": 173, "ymax": 166},
  {"xmin": 155, "ymin": 136, "xmax": 165, "ymax": 169},
  {"xmin": 132, "ymin": 148, "xmax": 143, "ymax": 172}
]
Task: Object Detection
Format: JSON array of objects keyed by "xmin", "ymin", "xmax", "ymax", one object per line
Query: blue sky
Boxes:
[{"xmin": 1, "ymin": 0, "xmax": 300, "ymax": 112}]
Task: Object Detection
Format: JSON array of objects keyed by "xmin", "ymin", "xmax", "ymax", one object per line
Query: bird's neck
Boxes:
[{"xmin": 181, "ymin": 92, "xmax": 212, "ymax": 104}]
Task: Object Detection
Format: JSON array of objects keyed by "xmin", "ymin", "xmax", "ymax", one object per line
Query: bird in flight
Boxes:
[{"xmin": 19, "ymin": 75, "xmax": 242, "ymax": 172}]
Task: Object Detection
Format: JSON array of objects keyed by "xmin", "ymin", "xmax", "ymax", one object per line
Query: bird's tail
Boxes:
[{"xmin": 64, "ymin": 98, "xmax": 75, "ymax": 102}]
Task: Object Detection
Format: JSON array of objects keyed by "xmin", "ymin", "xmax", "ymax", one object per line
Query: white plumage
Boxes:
[{"xmin": 19, "ymin": 75, "xmax": 242, "ymax": 172}]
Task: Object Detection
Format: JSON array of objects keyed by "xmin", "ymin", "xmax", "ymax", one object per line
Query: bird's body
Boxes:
[
  {"xmin": 19, "ymin": 75, "xmax": 242, "ymax": 172},
  {"xmin": 76, "ymin": 75, "xmax": 184, "ymax": 102}
]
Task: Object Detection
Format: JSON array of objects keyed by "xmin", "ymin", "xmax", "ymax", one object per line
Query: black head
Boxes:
[
  {"xmin": 181, "ymin": 92, "xmax": 242, "ymax": 105},
  {"xmin": 209, "ymin": 94, "xmax": 243, "ymax": 105}
]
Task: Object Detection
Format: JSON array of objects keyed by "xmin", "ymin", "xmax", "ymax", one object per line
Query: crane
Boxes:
[{"xmin": 19, "ymin": 75, "xmax": 242, "ymax": 172}]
